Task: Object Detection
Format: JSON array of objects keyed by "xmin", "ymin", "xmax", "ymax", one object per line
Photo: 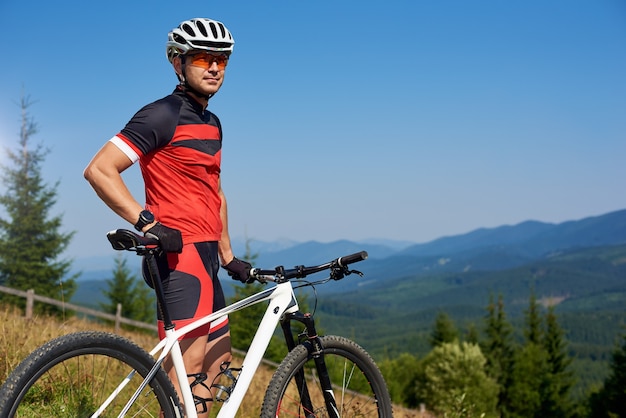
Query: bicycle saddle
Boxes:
[{"xmin": 107, "ymin": 229, "xmax": 158, "ymax": 251}]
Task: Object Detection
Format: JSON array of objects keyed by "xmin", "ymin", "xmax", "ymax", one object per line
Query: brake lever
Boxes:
[{"xmin": 330, "ymin": 266, "xmax": 364, "ymax": 280}]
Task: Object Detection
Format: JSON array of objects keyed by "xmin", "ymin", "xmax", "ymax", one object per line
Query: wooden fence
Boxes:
[
  {"xmin": 0, "ymin": 284, "xmax": 252, "ymax": 360},
  {"xmin": 0, "ymin": 284, "xmax": 157, "ymax": 333}
]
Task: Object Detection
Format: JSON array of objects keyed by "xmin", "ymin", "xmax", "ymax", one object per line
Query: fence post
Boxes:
[
  {"xmin": 26, "ymin": 289, "xmax": 34, "ymax": 320},
  {"xmin": 115, "ymin": 303, "xmax": 122, "ymax": 333}
]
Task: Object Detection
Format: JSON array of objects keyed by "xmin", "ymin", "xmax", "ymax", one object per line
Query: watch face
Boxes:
[
  {"xmin": 135, "ymin": 210, "xmax": 155, "ymax": 231},
  {"xmin": 141, "ymin": 210, "xmax": 155, "ymax": 223}
]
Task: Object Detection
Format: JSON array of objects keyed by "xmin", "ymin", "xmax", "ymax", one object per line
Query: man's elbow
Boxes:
[{"xmin": 83, "ymin": 163, "xmax": 95, "ymax": 184}]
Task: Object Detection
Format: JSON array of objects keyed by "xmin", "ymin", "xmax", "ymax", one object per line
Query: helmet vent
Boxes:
[
  {"xmin": 196, "ymin": 20, "xmax": 208, "ymax": 37},
  {"xmin": 209, "ymin": 21, "xmax": 219, "ymax": 39},
  {"xmin": 173, "ymin": 33, "xmax": 188, "ymax": 45},
  {"xmin": 217, "ymin": 22, "xmax": 227, "ymax": 38},
  {"xmin": 182, "ymin": 23, "xmax": 195, "ymax": 36}
]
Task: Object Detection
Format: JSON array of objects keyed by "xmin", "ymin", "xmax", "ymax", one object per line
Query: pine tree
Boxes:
[
  {"xmin": 540, "ymin": 306, "xmax": 575, "ymax": 417},
  {"xmin": 0, "ymin": 94, "xmax": 76, "ymax": 314},
  {"xmin": 525, "ymin": 290, "xmax": 543, "ymax": 345},
  {"xmin": 130, "ymin": 275, "xmax": 156, "ymax": 324},
  {"xmin": 481, "ymin": 294, "xmax": 516, "ymax": 417},
  {"xmin": 506, "ymin": 292, "xmax": 551, "ymax": 418},
  {"xmin": 465, "ymin": 322, "xmax": 480, "ymax": 345},
  {"xmin": 508, "ymin": 342, "xmax": 549, "ymax": 417},
  {"xmin": 100, "ymin": 254, "xmax": 154, "ymax": 324},
  {"xmin": 589, "ymin": 331, "xmax": 626, "ymax": 417},
  {"xmin": 429, "ymin": 311, "xmax": 459, "ymax": 347}
]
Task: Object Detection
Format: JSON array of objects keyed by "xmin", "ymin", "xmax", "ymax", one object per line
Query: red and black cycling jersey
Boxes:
[{"xmin": 111, "ymin": 86, "xmax": 223, "ymax": 244}]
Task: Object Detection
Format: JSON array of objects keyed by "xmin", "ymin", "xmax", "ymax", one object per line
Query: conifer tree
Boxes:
[
  {"xmin": 465, "ymin": 322, "xmax": 481, "ymax": 344},
  {"xmin": 508, "ymin": 342, "xmax": 549, "ymax": 417},
  {"xmin": 525, "ymin": 290, "xmax": 542, "ymax": 345},
  {"xmin": 589, "ymin": 331, "xmax": 626, "ymax": 417},
  {"xmin": 481, "ymin": 294, "xmax": 516, "ymax": 417},
  {"xmin": 507, "ymin": 293, "xmax": 550, "ymax": 417},
  {"xmin": 429, "ymin": 311, "xmax": 459, "ymax": 347},
  {"xmin": 100, "ymin": 254, "xmax": 155, "ymax": 324},
  {"xmin": 540, "ymin": 306, "xmax": 575, "ymax": 417},
  {"xmin": 0, "ymin": 94, "xmax": 76, "ymax": 314}
]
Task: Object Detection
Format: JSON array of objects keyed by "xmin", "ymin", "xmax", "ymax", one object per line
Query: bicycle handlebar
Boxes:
[{"xmin": 250, "ymin": 250, "xmax": 368, "ymax": 282}]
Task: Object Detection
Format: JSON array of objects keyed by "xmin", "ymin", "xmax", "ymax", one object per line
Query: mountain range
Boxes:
[
  {"xmin": 73, "ymin": 209, "xmax": 626, "ymax": 299},
  {"xmin": 236, "ymin": 209, "xmax": 626, "ymax": 293}
]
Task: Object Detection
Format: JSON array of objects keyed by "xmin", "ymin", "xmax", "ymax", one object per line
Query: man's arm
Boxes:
[
  {"xmin": 83, "ymin": 141, "xmax": 153, "ymax": 229},
  {"xmin": 217, "ymin": 178, "xmax": 235, "ymax": 266}
]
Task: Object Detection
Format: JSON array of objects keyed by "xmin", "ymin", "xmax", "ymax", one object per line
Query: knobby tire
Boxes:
[
  {"xmin": 260, "ymin": 335, "xmax": 393, "ymax": 418},
  {"xmin": 0, "ymin": 331, "xmax": 180, "ymax": 418}
]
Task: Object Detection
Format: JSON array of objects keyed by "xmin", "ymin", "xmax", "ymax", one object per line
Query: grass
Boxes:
[
  {"xmin": 0, "ymin": 306, "xmax": 272, "ymax": 416},
  {"xmin": 0, "ymin": 305, "xmax": 421, "ymax": 417}
]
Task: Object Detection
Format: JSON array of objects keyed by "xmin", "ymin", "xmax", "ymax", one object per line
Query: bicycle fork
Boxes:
[{"xmin": 281, "ymin": 312, "xmax": 341, "ymax": 418}]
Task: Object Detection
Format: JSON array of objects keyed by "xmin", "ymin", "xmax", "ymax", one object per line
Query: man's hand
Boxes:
[
  {"xmin": 145, "ymin": 222, "xmax": 183, "ymax": 253},
  {"xmin": 223, "ymin": 257, "xmax": 253, "ymax": 283}
]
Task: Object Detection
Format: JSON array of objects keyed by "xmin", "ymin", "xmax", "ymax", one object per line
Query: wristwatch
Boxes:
[{"xmin": 134, "ymin": 210, "xmax": 155, "ymax": 232}]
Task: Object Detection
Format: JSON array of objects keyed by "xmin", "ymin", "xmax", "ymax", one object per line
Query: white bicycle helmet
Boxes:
[{"xmin": 166, "ymin": 18, "xmax": 234, "ymax": 63}]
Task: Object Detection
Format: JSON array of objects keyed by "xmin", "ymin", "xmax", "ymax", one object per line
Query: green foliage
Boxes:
[
  {"xmin": 481, "ymin": 294, "xmax": 516, "ymax": 416},
  {"xmin": 317, "ymin": 245, "xmax": 626, "ymax": 364},
  {"xmin": 0, "ymin": 94, "xmax": 76, "ymax": 315},
  {"xmin": 415, "ymin": 341, "xmax": 499, "ymax": 417},
  {"xmin": 540, "ymin": 306, "xmax": 575, "ymax": 417},
  {"xmin": 228, "ymin": 282, "xmax": 270, "ymax": 349},
  {"xmin": 524, "ymin": 290, "xmax": 542, "ymax": 345},
  {"xmin": 100, "ymin": 254, "xmax": 155, "ymax": 324},
  {"xmin": 508, "ymin": 342, "xmax": 549, "ymax": 417},
  {"xmin": 589, "ymin": 331, "xmax": 626, "ymax": 417},
  {"xmin": 430, "ymin": 311, "xmax": 459, "ymax": 348},
  {"xmin": 379, "ymin": 353, "xmax": 420, "ymax": 407}
]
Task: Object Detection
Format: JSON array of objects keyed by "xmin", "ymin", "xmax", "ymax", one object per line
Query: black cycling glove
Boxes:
[
  {"xmin": 145, "ymin": 222, "xmax": 183, "ymax": 253},
  {"xmin": 223, "ymin": 257, "xmax": 253, "ymax": 283}
]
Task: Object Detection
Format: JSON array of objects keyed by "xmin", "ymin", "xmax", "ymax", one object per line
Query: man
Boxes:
[{"xmin": 84, "ymin": 18, "xmax": 251, "ymax": 416}]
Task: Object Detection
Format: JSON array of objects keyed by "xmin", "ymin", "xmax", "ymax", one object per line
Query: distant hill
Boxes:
[{"xmin": 72, "ymin": 208, "xmax": 626, "ymax": 303}]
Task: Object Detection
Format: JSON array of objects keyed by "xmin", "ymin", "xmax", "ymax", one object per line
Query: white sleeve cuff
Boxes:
[{"xmin": 109, "ymin": 135, "xmax": 140, "ymax": 163}]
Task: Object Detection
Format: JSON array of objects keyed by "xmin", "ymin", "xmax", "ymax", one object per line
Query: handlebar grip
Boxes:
[{"xmin": 337, "ymin": 251, "xmax": 368, "ymax": 266}]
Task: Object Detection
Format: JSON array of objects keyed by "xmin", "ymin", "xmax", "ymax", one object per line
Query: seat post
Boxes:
[{"xmin": 144, "ymin": 250, "xmax": 175, "ymax": 330}]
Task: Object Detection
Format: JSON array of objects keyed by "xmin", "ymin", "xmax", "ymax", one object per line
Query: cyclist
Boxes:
[{"xmin": 84, "ymin": 17, "xmax": 252, "ymax": 416}]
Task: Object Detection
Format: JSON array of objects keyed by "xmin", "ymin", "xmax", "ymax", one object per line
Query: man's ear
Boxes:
[{"xmin": 173, "ymin": 56, "xmax": 183, "ymax": 79}]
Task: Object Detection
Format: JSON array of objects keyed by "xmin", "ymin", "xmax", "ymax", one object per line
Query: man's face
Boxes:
[{"xmin": 176, "ymin": 52, "xmax": 229, "ymax": 96}]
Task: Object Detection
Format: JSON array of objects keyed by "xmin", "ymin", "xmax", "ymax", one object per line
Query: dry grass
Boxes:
[
  {"xmin": 0, "ymin": 305, "xmax": 272, "ymax": 416},
  {"xmin": 0, "ymin": 305, "xmax": 420, "ymax": 417}
]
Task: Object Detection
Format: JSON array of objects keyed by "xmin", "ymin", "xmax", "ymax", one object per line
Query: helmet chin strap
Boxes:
[{"xmin": 179, "ymin": 57, "xmax": 214, "ymax": 101}]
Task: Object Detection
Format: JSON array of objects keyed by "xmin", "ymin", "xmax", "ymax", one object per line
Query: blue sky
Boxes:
[{"xmin": 0, "ymin": 0, "xmax": 625, "ymax": 259}]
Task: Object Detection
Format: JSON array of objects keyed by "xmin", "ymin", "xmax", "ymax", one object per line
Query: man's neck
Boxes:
[{"xmin": 180, "ymin": 85, "xmax": 209, "ymax": 109}]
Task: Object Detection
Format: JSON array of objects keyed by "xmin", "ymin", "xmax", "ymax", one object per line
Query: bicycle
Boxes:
[{"xmin": 0, "ymin": 228, "xmax": 393, "ymax": 417}]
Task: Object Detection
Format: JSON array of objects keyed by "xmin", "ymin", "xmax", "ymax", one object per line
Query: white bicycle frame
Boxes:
[{"xmin": 93, "ymin": 280, "xmax": 299, "ymax": 418}]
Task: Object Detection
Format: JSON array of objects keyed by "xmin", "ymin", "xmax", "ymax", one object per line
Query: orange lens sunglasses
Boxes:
[{"xmin": 187, "ymin": 52, "xmax": 229, "ymax": 71}]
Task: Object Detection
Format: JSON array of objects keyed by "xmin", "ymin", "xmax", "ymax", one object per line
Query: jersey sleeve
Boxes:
[{"xmin": 116, "ymin": 95, "xmax": 181, "ymax": 157}]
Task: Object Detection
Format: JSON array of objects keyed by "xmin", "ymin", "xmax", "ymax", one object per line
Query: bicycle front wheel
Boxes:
[
  {"xmin": 0, "ymin": 331, "xmax": 180, "ymax": 418},
  {"xmin": 261, "ymin": 335, "xmax": 393, "ymax": 418}
]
